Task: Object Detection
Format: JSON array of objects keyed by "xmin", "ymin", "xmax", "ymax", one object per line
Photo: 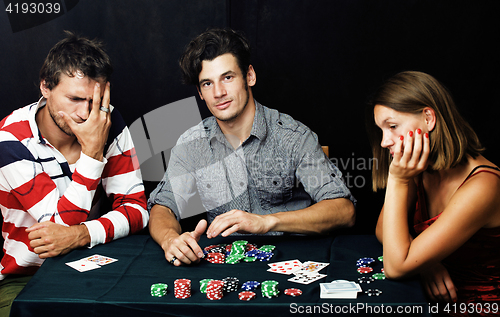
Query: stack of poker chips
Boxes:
[
  {"xmin": 203, "ymin": 241, "xmax": 275, "ymax": 264},
  {"xmin": 284, "ymin": 288, "xmax": 303, "ymax": 297},
  {"xmin": 150, "ymin": 283, "xmax": 168, "ymax": 297},
  {"xmin": 241, "ymin": 280, "xmax": 260, "ymax": 291},
  {"xmin": 199, "ymin": 278, "xmax": 214, "ymax": 294},
  {"xmin": 238, "ymin": 291, "xmax": 256, "ymax": 301},
  {"xmin": 206, "ymin": 280, "xmax": 224, "ymax": 300},
  {"xmin": 261, "ymin": 280, "xmax": 279, "ymax": 298},
  {"xmin": 222, "ymin": 277, "xmax": 239, "ymax": 293},
  {"xmin": 356, "ymin": 256, "xmax": 385, "ymax": 296},
  {"xmin": 226, "ymin": 240, "xmax": 248, "ymax": 264},
  {"xmin": 174, "ymin": 279, "xmax": 191, "ymax": 299}
]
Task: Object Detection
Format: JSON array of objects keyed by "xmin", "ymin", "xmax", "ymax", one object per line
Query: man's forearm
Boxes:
[
  {"xmin": 149, "ymin": 205, "xmax": 183, "ymax": 248},
  {"xmin": 266, "ymin": 198, "xmax": 355, "ymax": 234}
]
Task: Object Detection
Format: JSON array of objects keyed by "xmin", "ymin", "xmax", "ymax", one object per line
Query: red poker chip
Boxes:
[
  {"xmin": 284, "ymin": 288, "xmax": 303, "ymax": 297},
  {"xmin": 357, "ymin": 266, "xmax": 374, "ymax": 274},
  {"xmin": 238, "ymin": 291, "xmax": 256, "ymax": 301}
]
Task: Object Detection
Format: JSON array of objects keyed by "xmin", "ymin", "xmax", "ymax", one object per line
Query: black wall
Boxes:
[{"xmin": 1, "ymin": 0, "xmax": 499, "ymax": 234}]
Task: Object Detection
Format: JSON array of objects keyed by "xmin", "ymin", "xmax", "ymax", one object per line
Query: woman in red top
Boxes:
[{"xmin": 367, "ymin": 71, "xmax": 500, "ymax": 314}]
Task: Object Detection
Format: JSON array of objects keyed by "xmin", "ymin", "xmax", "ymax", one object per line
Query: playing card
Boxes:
[
  {"xmin": 320, "ymin": 281, "xmax": 360, "ymax": 293},
  {"xmin": 288, "ymin": 272, "xmax": 327, "ymax": 284},
  {"xmin": 295, "ymin": 261, "xmax": 329, "ymax": 274},
  {"xmin": 66, "ymin": 259, "xmax": 101, "ymax": 272},
  {"xmin": 83, "ymin": 254, "xmax": 118, "ymax": 266},
  {"xmin": 267, "ymin": 259, "xmax": 302, "ymax": 275}
]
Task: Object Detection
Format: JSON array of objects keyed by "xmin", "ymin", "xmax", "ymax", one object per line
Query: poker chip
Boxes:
[
  {"xmin": 284, "ymin": 288, "xmax": 302, "ymax": 297},
  {"xmin": 365, "ymin": 289, "xmax": 382, "ymax": 296},
  {"xmin": 238, "ymin": 291, "xmax": 256, "ymax": 301},
  {"xmin": 356, "ymin": 257, "xmax": 375, "ymax": 267},
  {"xmin": 372, "ymin": 273, "xmax": 386, "ymax": 280},
  {"xmin": 199, "ymin": 279, "xmax": 213, "ymax": 294},
  {"xmin": 205, "ymin": 252, "xmax": 225, "ymax": 264},
  {"xmin": 261, "ymin": 280, "xmax": 279, "ymax": 298},
  {"xmin": 255, "ymin": 251, "xmax": 273, "ymax": 262},
  {"xmin": 357, "ymin": 266, "xmax": 374, "ymax": 274},
  {"xmin": 174, "ymin": 279, "xmax": 191, "ymax": 299},
  {"xmin": 241, "ymin": 281, "xmax": 260, "ymax": 291},
  {"xmin": 150, "ymin": 283, "xmax": 168, "ymax": 297},
  {"xmin": 222, "ymin": 277, "xmax": 239, "ymax": 292},
  {"xmin": 358, "ymin": 276, "xmax": 374, "ymax": 284},
  {"xmin": 259, "ymin": 245, "xmax": 275, "ymax": 252},
  {"xmin": 203, "ymin": 241, "xmax": 275, "ymax": 264},
  {"xmin": 378, "ymin": 255, "xmax": 383, "ymax": 262},
  {"xmin": 206, "ymin": 280, "xmax": 224, "ymax": 300}
]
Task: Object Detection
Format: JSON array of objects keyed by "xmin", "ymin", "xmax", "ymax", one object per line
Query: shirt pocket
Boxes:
[
  {"xmin": 256, "ymin": 170, "xmax": 295, "ymax": 209},
  {"xmin": 195, "ymin": 162, "xmax": 232, "ymax": 211}
]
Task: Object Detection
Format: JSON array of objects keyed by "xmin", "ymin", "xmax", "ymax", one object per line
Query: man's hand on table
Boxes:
[
  {"xmin": 206, "ymin": 209, "xmax": 274, "ymax": 238},
  {"xmin": 164, "ymin": 219, "xmax": 207, "ymax": 266},
  {"xmin": 27, "ymin": 221, "xmax": 91, "ymax": 259}
]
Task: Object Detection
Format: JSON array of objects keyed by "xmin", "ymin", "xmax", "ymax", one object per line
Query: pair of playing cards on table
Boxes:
[
  {"xmin": 320, "ymin": 280, "xmax": 362, "ymax": 299},
  {"xmin": 267, "ymin": 259, "xmax": 329, "ymax": 284},
  {"xmin": 66, "ymin": 254, "xmax": 118, "ymax": 272}
]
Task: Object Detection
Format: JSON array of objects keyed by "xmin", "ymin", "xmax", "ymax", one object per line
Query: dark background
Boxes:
[{"xmin": 1, "ymin": 0, "xmax": 499, "ymax": 235}]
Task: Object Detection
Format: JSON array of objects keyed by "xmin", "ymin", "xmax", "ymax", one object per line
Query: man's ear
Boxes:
[
  {"xmin": 423, "ymin": 107, "xmax": 436, "ymax": 132},
  {"xmin": 196, "ymin": 85, "xmax": 204, "ymax": 100},
  {"xmin": 246, "ymin": 65, "xmax": 256, "ymax": 87},
  {"xmin": 40, "ymin": 80, "xmax": 50, "ymax": 98}
]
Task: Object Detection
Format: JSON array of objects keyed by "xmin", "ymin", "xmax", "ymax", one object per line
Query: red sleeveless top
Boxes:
[{"xmin": 413, "ymin": 165, "xmax": 500, "ymax": 306}]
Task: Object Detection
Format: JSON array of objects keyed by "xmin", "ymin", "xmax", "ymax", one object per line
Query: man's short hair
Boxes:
[
  {"xmin": 179, "ymin": 28, "xmax": 251, "ymax": 86},
  {"xmin": 39, "ymin": 31, "xmax": 113, "ymax": 90}
]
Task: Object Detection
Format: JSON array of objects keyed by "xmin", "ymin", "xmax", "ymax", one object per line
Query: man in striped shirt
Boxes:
[{"xmin": 0, "ymin": 32, "xmax": 148, "ymax": 315}]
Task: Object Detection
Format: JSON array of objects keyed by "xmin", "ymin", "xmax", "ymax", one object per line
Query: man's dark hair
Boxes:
[
  {"xmin": 179, "ymin": 28, "xmax": 251, "ymax": 86},
  {"xmin": 39, "ymin": 31, "xmax": 113, "ymax": 89}
]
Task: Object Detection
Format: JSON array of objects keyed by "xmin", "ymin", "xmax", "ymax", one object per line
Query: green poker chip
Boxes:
[
  {"xmin": 372, "ymin": 273, "xmax": 386, "ymax": 280},
  {"xmin": 151, "ymin": 283, "xmax": 168, "ymax": 297}
]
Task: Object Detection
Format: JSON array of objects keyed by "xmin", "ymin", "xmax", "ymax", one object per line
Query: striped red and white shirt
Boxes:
[{"xmin": 0, "ymin": 99, "xmax": 149, "ymax": 279}]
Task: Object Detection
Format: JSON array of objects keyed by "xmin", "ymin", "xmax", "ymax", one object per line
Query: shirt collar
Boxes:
[
  {"xmin": 28, "ymin": 97, "xmax": 47, "ymax": 144},
  {"xmin": 207, "ymin": 99, "xmax": 268, "ymax": 146}
]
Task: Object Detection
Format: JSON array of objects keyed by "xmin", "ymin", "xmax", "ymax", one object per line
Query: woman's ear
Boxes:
[{"xmin": 423, "ymin": 107, "xmax": 436, "ymax": 132}]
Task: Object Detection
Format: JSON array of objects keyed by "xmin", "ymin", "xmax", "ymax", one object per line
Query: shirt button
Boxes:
[{"xmin": 207, "ymin": 184, "xmax": 211, "ymax": 188}]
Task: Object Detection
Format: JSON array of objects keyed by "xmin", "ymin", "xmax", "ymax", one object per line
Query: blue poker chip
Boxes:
[
  {"xmin": 356, "ymin": 257, "xmax": 375, "ymax": 266},
  {"xmin": 255, "ymin": 251, "xmax": 273, "ymax": 261},
  {"xmin": 241, "ymin": 281, "xmax": 260, "ymax": 291},
  {"xmin": 245, "ymin": 250, "xmax": 259, "ymax": 257}
]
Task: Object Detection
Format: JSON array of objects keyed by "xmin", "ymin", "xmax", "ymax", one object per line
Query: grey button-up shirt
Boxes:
[{"xmin": 148, "ymin": 101, "xmax": 355, "ymax": 230}]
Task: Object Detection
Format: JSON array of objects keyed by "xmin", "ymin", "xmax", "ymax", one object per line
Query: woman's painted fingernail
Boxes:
[
  {"xmin": 400, "ymin": 135, "xmax": 404, "ymax": 141},
  {"xmin": 416, "ymin": 128, "xmax": 422, "ymax": 134},
  {"xmin": 424, "ymin": 133, "xmax": 429, "ymax": 138},
  {"xmin": 409, "ymin": 131, "xmax": 413, "ymax": 137}
]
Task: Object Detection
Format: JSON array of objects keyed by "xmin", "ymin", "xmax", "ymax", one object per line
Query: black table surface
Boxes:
[{"xmin": 11, "ymin": 234, "xmax": 430, "ymax": 316}]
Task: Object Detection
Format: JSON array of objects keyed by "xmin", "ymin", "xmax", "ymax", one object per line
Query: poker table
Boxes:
[{"xmin": 11, "ymin": 234, "xmax": 431, "ymax": 316}]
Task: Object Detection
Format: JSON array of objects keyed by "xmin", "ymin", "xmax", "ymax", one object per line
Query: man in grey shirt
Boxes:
[{"xmin": 148, "ymin": 28, "xmax": 356, "ymax": 266}]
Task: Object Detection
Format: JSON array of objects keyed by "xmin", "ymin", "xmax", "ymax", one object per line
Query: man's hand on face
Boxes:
[{"xmin": 59, "ymin": 81, "xmax": 111, "ymax": 162}]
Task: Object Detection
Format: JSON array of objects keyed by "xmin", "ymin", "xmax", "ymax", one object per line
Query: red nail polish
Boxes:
[
  {"xmin": 417, "ymin": 128, "xmax": 422, "ymax": 134},
  {"xmin": 400, "ymin": 135, "xmax": 404, "ymax": 141},
  {"xmin": 409, "ymin": 131, "xmax": 413, "ymax": 137},
  {"xmin": 424, "ymin": 133, "xmax": 429, "ymax": 138}
]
